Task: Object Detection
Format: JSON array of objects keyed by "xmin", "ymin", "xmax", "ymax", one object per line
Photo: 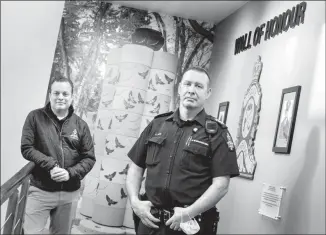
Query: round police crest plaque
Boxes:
[{"xmin": 235, "ymin": 56, "xmax": 263, "ymax": 180}]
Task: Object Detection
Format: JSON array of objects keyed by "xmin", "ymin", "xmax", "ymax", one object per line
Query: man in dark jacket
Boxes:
[{"xmin": 21, "ymin": 75, "xmax": 96, "ymax": 234}]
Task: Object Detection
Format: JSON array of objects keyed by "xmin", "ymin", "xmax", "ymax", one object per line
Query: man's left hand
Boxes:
[
  {"xmin": 165, "ymin": 207, "xmax": 191, "ymax": 231},
  {"xmin": 51, "ymin": 168, "xmax": 70, "ymax": 182}
]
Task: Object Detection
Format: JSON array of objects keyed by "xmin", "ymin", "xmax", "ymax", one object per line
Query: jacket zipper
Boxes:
[
  {"xmin": 60, "ymin": 119, "xmax": 69, "ymax": 190},
  {"xmin": 43, "ymin": 111, "xmax": 69, "ymax": 190}
]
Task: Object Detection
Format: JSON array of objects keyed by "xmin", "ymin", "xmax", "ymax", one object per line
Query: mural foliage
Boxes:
[
  {"xmin": 45, "ymin": 0, "xmax": 216, "ymax": 229},
  {"xmin": 46, "ymin": 1, "xmax": 216, "ymax": 120}
]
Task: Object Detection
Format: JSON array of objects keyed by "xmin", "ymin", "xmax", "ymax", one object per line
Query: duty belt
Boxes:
[{"xmin": 150, "ymin": 207, "xmax": 219, "ymax": 224}]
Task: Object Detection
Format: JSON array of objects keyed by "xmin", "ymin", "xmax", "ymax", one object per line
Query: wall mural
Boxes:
[
  {"xmin": 235, "ymin": 56, "xmax": 263, "ymax": 180},
  {"xmin": 45, "ymin": 1, "xmax": 215, "ymax": 231}
]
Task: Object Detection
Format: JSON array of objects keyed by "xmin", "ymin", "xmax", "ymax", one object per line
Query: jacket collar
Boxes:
[
  {"xmin": 44, "ymin": 102, "xmax": 74, "ymax": 121},
  {"xmin": 166, "ymin": 108, "xmax": 207, "ymax": 127}
]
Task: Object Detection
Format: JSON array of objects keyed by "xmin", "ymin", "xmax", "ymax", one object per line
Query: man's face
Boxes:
[
  {"xmin": 49, "ymin": 81, "xmax": 73, "ymax": 113},
  {"xmin": 178, "ymin": 70, "xmax": 211, "ymax": 110}
]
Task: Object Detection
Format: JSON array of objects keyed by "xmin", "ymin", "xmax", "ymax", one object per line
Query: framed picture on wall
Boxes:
[
  {"xmin": 217, "ymin": 101, "xmax": 229, "ymax": 124},
  {"xmin": 272, "ymin": 85, "xmax": 301, "ymax": 154}
]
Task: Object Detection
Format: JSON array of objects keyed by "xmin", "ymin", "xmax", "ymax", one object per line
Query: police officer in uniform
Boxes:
[{"xmin": 126, "ymin": 67, "xmax": 239, "ymax": 235}]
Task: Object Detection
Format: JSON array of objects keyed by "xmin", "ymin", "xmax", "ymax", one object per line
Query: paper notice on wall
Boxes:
[{"xmin": 258, "ymin": 183, "xmax": 286, "ymax": 220}]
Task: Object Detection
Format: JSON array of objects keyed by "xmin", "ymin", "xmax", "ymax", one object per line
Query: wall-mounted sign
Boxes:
[
  {"xmin": 234, "ymin": 1, "xmax": 307, "ymax": 55},
  {"xmin": 258, "ymin": 183, "xmax": 286, "ymax": 220}
]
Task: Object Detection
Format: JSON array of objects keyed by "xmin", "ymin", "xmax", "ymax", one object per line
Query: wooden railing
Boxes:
[{"xmin": 1, "ymin": 162, "xmax": 35, "ymax": 235}]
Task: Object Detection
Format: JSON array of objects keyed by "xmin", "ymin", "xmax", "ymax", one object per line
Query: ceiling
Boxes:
[{"xmin": 110, "ymin": 1, "xmax": 249, "ymax": 23}]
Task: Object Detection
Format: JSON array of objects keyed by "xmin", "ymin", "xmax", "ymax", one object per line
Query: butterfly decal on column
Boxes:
[
  {"xmin": 106, "ymin": 195, "xmax": 118, "ymax": 206},
  {"xmin": 119, "ymin": 164, "xmax": 129, "ymax": 175},
  {"xmin": 102, "ymin": 100, "xmax": 113, "ymax": 108},
  {"xmin": 148, "ymin": 79, "xmax": 157, "ymax": 91},
  {"xmin": 164, "ymin": 74, "xmax": 173, "ymax": 84},
  {"xmin": 115, "ymin": 114, "xmax": 128, "ymax": 122},
  {"xmin": 155, "ymin": 74, "xmax": 165, "ymax": 85},
  {"xmin": 128, "ymin": 91, "xmax": 137, "ymax": 104},
  {"xmin": 108, "ymin": 119, "xmax": 112, "ymax": 129},
  {"xmin": 138, "ymin": 70, "xmax": 149, "ymax": 79},
  {"xmin": 120, "ymin": 188, "xmax": 127, "ymax": 199},
  {"xmin": 150, "ymin": 103, "xmax": 160, "ymax": 114},
  {"xmin": 107, "ymin": 69, "xmax": 120, "ymax": 85},
  {"xmin": 138, "ymin": 93, "xmax": 145, "ymax": 104},
  {"xmin": 115, "ymin": 137, "xmax": 125, "ymax": 148},
  {"xmin": 97, "ymin": 119, "xmax": 104, "ymax": 130},
  {"xmin": 146, "ymin": 96, "xmax": 157, "ymax": 106},
  {"xmin": 104, "ymin": 171, "xmax": 116, "ymax": 181},
  {"xmin": 92, "ymin": 114, "xmax": 97, "ymax": 124},
  {"xmin": 123, "ymin": 100, "xmax": 135, "ymax": 110},
  {"xmin": 105, "ymin": 146, "xmax": 114, "ymax": 155}
]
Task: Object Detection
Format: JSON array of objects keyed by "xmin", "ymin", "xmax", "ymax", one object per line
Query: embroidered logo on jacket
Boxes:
[{"xmin": 70, "ymin": 129, "xmax": 79, "ymax": 141}]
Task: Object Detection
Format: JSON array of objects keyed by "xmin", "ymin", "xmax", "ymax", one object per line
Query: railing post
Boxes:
[
  {"xmin": 12, "ymin": 177, "xmax": 30, "ymax": 234},
  {"xmin": 2, "ymin": 189, "xmax": 19, "ymax": 234}
]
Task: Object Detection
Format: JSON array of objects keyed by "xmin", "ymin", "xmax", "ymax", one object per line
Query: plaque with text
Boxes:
[{"xmin": 258, "ymin": 183, "xmax": 286, "ymax": 220}]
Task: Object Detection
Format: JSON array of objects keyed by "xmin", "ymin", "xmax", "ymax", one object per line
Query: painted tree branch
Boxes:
[
  {"xmin": 173, "ymin": 16, "xmax": 180, "ymax": 55},
  {"xmin": 59, "ymin": 17, "xmax": 70, "ymax": 79},
  {"xmin": 153, "ymin": 13, "xmax": 162, "ymax": 33},
  {"xmin": 75, "ymin": 2, "xmax": 110, "ymax": 110},
  {"xmin": 188, "ymin": 19, "xmax": 215, "ymax": 43},
  {"xmin": 152, "ymin": 12, "xmax": 167, "ymax": 52},
  {"xmin": 183, "ymin": 36, "xmax": 206, "ymax": 73}
]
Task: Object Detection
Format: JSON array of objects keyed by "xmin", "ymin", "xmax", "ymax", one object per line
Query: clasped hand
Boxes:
[
  {"xmin": 166, "ymin": 207, "xmax": 190, "ymax": 231},
  {"xmin": 50, "ymin": 166, "xmax": 70, "ymax": 182},
  {"xmin": 133, "ymin": 201, "xmax": 190, "ymax": 231},
  {"xmin": 132, "ymin": 200, "xmax": 160, "ymax": 229}
]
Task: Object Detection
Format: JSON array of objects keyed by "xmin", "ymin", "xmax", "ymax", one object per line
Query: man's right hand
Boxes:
[
  {"xmin": 50, "ymin": 166, "xmax": 61, "ymax": 176},
  {"xmin": 131, "ymin": 199, "xmax": 160, "ymax": 229}
]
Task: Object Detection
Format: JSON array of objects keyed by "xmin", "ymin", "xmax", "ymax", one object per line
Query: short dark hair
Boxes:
[
  {"xmin": 49, "ymin": 74, "xmax": 74, "ymax": 94},
  {"xmin": 182, "ymin": 66, "xmax": 211, "ymax": 85}
]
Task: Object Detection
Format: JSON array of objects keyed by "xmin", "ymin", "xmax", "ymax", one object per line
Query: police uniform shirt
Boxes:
[{"xmin": 128, "ymin": 109, "xmax": 239, "ymax": 208}]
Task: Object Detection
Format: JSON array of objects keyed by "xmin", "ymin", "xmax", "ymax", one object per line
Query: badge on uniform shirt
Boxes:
[{"xmin": 226, "ymin": 132, "xmax": 235, "ymax": 151}]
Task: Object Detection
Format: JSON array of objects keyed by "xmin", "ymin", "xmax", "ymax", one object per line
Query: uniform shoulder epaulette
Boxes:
[
  {"xmin": 154, "ymin": 111, "xmax": 174, "ymax": 119},
  {"xmin": 207, "ymin": 115, "xmax": 227, "ymax": 129}
]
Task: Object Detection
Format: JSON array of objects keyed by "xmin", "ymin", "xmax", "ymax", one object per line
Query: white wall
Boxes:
[
  {"xmin": 1, "ymin": 1, "xmax": 65, "ymax": 183},
  {"xmin": 206, "ymin": 1, "xmax": 325, "ymax": 234}
]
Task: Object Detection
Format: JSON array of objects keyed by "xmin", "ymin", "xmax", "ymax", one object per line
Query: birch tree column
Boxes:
[
  {"xmin": 123, "ymin": 37, "xmax": 178, "ymax": 229},
  {"xmin": 91, "ymin": 45, "xmax": 153, "ymax": 226}
]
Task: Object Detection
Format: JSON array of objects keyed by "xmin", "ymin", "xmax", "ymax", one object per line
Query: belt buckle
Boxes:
[{"xmin": 163, "ymin": 209, "xmax": 171, "ymax": 222}]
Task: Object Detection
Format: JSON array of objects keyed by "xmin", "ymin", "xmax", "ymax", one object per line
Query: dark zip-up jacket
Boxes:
[{"xmin": 21, "ymin": 103, "xmax": 96, "ymax": 192}]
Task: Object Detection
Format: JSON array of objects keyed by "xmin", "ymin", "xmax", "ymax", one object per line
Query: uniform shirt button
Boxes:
[
  {"xmin": 173, "ymin": 140, "xmax": 177, "ymax": 143},
  {"xmin": 170, "ymin": 155, "xmax": 172, "ymax": 158}
]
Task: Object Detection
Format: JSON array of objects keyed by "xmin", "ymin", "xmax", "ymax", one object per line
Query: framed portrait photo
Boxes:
[
  {"xmin": 217, "ymin": 101, "xmax": 229, "ymax": 124},
  {"xmin": 272, "ymin": 86, "xmax": 301, "ymax": 154}
]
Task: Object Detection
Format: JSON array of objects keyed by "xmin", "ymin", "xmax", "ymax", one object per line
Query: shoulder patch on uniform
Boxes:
[
  {"xmin": 154, "ymin": 111, "xmax": 174, "ymax": 119},
  {"xmin": 222, "ymin": 130, "xmax": 235, "ymax": 151},
  {"xmin": 207, "ymin": 115, "xmax": 227, "ymax": 129}
]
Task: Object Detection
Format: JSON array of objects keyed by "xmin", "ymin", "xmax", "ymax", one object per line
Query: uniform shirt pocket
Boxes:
[
  {"xmin": 180, "ymin": 142, "xmax": 210, "ymax": 173},
  {"xmin": 145, "ymin": 135, "xmax": 166, "ymax": 166}
]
